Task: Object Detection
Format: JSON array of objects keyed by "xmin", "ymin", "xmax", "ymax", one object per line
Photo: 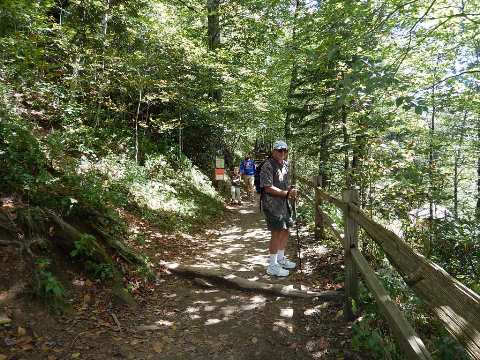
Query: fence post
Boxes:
[
  {"xmin": 343, "ymin": 189, "xmax": 359, "ymax": 321},
  {"xmin": 314, "ymin": 175, "xmax": 324, "ymax": 241}
]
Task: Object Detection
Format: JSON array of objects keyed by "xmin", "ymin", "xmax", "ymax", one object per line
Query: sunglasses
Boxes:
[{"xmin": 275, "ymin": 148, "xmax": 288, "ymax": 153}]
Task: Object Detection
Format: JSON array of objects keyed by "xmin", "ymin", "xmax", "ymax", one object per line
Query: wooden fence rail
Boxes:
[{"xmin": 298, "ymin": 176, "xmax": 480, "ymax": 360}]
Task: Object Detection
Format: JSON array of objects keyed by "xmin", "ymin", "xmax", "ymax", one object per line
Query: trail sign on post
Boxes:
[
  {"xmin": 215, "ymin": 157, "xmax": 225, "ymax": 180},
  {"xmin": 215, "ymin": 158, "xmax": 224, "ymax": 169}
]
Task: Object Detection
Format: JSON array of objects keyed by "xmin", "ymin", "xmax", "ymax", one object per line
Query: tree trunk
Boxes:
[
  {"xmin": 207, "ymin": 0, "xmax": 220, "ymax": 51},
  {"xmin": 454, "ymin": 154, "xmax": 459, "ymax": 220},
  {"xmin": 179, "ymin": 113, "xmax": 183, "ymax": 160},
  {"xmin": 476, "ymin": 47, "xmax": 480, "ymax": 219},
  {"xmin": 341, "ymin": 104, "xmax": 350, "ymax": 188},
  {"xmin": 135, "ymin": 88, "xmax": 142, "ymax": 165},
  {"xmin": 427, "ymin": 66, "xmax": 437, "ymax": 257},
  {"xmin": 453, "ymin": 111, "xmax": 468, "ymax": 220},
  {"xmin": 95, "ymin": 0, "xmax": 111, "ymax": 127},
  {"xmin": 319, "ymin": 113, "xmax": 329, "ymax": 186},
  {"xmin": 284, "ymin": 0, "xmax": 302, "ymax": 142},
  {"xmin": 351, "ymin": 132, "xmax": 365, "ymax": 199},
  {"xmin": 477, "ymin": 122, "xmax": 480, "ymax": 219},
  {"xmin": 284, "ymin": 66, "xmax": 298, "ymax": 142},
  {"xmin": 207, "ymin": 0, "xmax": 221, "ymax": 102}
]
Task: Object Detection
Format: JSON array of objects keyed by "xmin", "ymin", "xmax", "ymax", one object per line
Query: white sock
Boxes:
[
  {"xmin": 277, "ymin": 250, "xmax": 285, "ymax": 262},
  {"xmin": 269, "ymin": 253, "xmax": 277, "ymax": 265}
]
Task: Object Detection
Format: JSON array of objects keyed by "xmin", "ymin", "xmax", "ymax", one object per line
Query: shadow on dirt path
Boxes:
[
  {"xmin": 129, "ymin": 201, "xmax": 355, "ymax": 359},
  {"xmin": 0, "ymin": 201, "xmax": 357, "ymax": 360}
]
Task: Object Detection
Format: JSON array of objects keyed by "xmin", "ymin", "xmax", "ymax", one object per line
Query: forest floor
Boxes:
[{"xmin": 0, "ymin": 199, "xmax": 360, "ymax": 360}]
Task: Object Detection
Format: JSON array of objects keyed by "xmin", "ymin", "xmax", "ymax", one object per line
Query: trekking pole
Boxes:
[
  {"xmin": 290, "ymin": 186, "xmax": 302, "ymax": 271},
  {"xmin": 295, "ymin": 199, "xmax": 302, "ymax": 272}
]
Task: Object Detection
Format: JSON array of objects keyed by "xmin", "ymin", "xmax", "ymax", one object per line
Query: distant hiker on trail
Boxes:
[
  {"xmin": 240, "ymin": 155, "xmax": 256, "ymax": 201},
  {"xmin": 259, "ymin": 140, "xmax": 298, "ymax": 277},
  {"xmin": 230, "ymin": 167, "xmax": 242, "ymax": 205}
]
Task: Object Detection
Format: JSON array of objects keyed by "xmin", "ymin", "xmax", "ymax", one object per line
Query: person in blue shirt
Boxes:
[{"xmin": 240, "ymin": 155, "xmax": 256, "ymax": 201}]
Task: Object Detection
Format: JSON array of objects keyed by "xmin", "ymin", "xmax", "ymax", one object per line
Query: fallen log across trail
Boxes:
[{"xmin": 163, "ymin": 262, "xmax": 343, "ymax": 301}]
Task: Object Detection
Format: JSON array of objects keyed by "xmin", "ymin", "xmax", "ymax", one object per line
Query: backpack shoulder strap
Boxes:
[{"xmin": 268, "ymin": 157, "xmax": 278, "ymax": 171}]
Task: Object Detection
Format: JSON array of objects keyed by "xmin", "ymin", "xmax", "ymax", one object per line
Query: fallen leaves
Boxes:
[
  {"xmin": 0, "ymin": 314, "xmax": 11, "ymax": 326},
  {"xmin": 17, "ymin": 326, "xmax": 26, "ymax": 336},
  {"xmin": 288, "ymin": 341, "xmax": 301, "ymax": 350},
  {"xmin": 0, "ymin": 204, "xmax": 355, "ymax": 360},
  {"xmin": 152, "ymin": 341, "xmax": 163, "ymax": 353},
  {"xmin": 16, "ymin": 335, "xmax": 33, "ymax": 350}
]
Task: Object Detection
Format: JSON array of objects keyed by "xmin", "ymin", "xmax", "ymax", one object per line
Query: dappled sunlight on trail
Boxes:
[
  {"xmin": 126, "ymin": 201, "xmax": 354, "ymax": 359},
  {"xmin": 188, "ymin": 201, "xmax": 273, "ymax": 277},
  {"xmin": 0, "ymin": 200, "xmax": 352, "ymax": 360}
]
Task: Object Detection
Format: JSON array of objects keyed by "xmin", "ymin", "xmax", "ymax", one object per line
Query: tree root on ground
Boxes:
[
  {"xmin": 89, "ymin": 222, "xmax": 145, "ymax": 265},
  {"xmin": 0, "ymin": 239, "xmax": 23, "ymax": 248},
  {"xmin": 0, "ymin": 282, "xmax": 27, "ymax": 306},
  {"xmin": 0, "ymin": 236, "xmax": 46, "ymax": 257},
  {"xmin": 164, "ymin": 262, "xmax": 343, "ymax": 301},
  {"xmin": 1, "ymin": 207, "xmax": 139, "ymax": 307}
]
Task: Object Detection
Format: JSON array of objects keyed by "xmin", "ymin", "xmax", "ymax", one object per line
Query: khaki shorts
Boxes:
[
  {"xmin": 263, "ymin": 209, "xmax": 293, "ymax": 231},
  {"xmin": 243, "ymin": 175, "xmax": 254, "ymax": 189}
]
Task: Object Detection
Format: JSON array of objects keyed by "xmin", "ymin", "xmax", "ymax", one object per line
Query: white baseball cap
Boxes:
[{"xmin": 273, "ymin": 140, "xmax": 288, "ymax": 150}]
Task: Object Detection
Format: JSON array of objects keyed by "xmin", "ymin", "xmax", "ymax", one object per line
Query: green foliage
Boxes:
[
  {"xmin": 0, "ymin": 118, "xmax": 50, "ymax": 196},
  {"xmin": 70, "ymin": 234, "xmax": 114, "ymax": 280},
  {"xmin": 32, "ymin": 258, "xmax": 66, "ymax": 312},
  {"xmin": 70, "ymin": 234, "xmax": 98, "ymax": 259},
  {"xmin": 352, "ymin": 314, "xmax": 400, "ymax": 359},
  {"xmin": 354, "ymin": 263, "xmax": 469, "ymax": 359},
  {"xmin": 84, "ymin": 261, "xmax": 115, "ymax": 281},
  {"xmin": 431, "ymin": 217, "xmax": 480, "ymax": 290},
  {"xmin": 134, "ymin": 257, "xmax": 155, "ymax": 282},
  {"xmin": 78, "ymin": 153, "xmax": 223, "ymax": 232},
  {"xmin": 1, "ymin": 0, "xmax": 479, "ymax": 355},
  {"xmin": 432, "ymin": 334, "xmax": 469, "ymax": 360}
]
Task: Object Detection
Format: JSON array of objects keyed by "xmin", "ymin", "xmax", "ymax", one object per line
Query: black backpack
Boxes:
[{"xmin": 254, "ymin": 157, "xmax": 275, "ymax": 194}]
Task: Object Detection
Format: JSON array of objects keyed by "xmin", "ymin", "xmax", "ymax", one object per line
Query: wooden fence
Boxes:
[{"xmin": 300, "ymin": 176, "xmax": 480, "ymax": 360}]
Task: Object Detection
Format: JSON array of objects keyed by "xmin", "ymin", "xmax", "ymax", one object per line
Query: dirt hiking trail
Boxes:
[{"xmin": 0, "ymin": 201, "xmax": 358, "ymax": 360}]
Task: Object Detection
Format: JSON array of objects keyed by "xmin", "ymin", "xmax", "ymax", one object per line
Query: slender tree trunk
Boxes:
[
  {"xmin": 284, "ymin": 0, "xmax": 302, "ymax": 142},
  {"xmin": 427, "ymin": 65, "xmax": 437, "ymax": 257},
  {"xmin": 95, "ymin": 0, "xmax": 110, "ymax": 127},
  {"xmin": 477, "ymin": 121, "xmax": 480, "ymax": 219},
  {"xmin": 352, "ymin": 133, "xmax": 366, "ymax": 206},
  {"xmin": 284, "ymin": 66, "xmax": 298, "ymax": 142},
  {"xmin": 318, "ymin": 58, "xmax": 335, "ymax": 187},
  {"xmin": 179, "ymin": 111, "xmax": 183, "ymax": 159},
  {"xmin": 341, "ymin": 104, "xmax": 350, "ymax": 188},
  {"xmin": 319, "ymin": 113, "xmax": 329, "ymax": 186},
  {"xmin": 454, "ymin": 155, "xmax": 459, "ymax": 220},
  {"xmin": 367, "ymin": 146, "xmax": 373, "ymax": 216},
  {"xmin": 207, "ymin": 0, "xmax": 220, "ymax": 50},
  {"xmin": 476, "ymin": 46, "xmax": 480, "ymax": 219},
  {"xmin": 135, "ymin": 88, "xmax": 142, "ymax": 165},
  {"xmin": 207, "ymin": 0, "xmax": 221, "ymax": 102},
  {"xmin": 453, "ymin": 111, "xmax": 468, "ymax": 220}
]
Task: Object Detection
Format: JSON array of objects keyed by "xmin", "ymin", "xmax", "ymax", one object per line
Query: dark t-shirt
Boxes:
[
  {"xmin": 231, "ymin": 173, "xmax": 241, "ymax": 187},
  {"xmin": 259, "ymin": 159, "xmax": 289, "ymax": 216}
]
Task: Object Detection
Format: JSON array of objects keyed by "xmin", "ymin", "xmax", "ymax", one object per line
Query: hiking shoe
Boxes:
[
  {"xmin": 278, "ymin": 257, "xmax": 296, "ymax": 269},
  {"xmin": 266, "ymin": 263, "xmax": 289, "ymax": 277}
]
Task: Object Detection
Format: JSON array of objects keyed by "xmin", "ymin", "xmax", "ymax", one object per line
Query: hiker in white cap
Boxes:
[{"xmin": 258, "ymin": 140, "xmax": 298, "ymax": 277}]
